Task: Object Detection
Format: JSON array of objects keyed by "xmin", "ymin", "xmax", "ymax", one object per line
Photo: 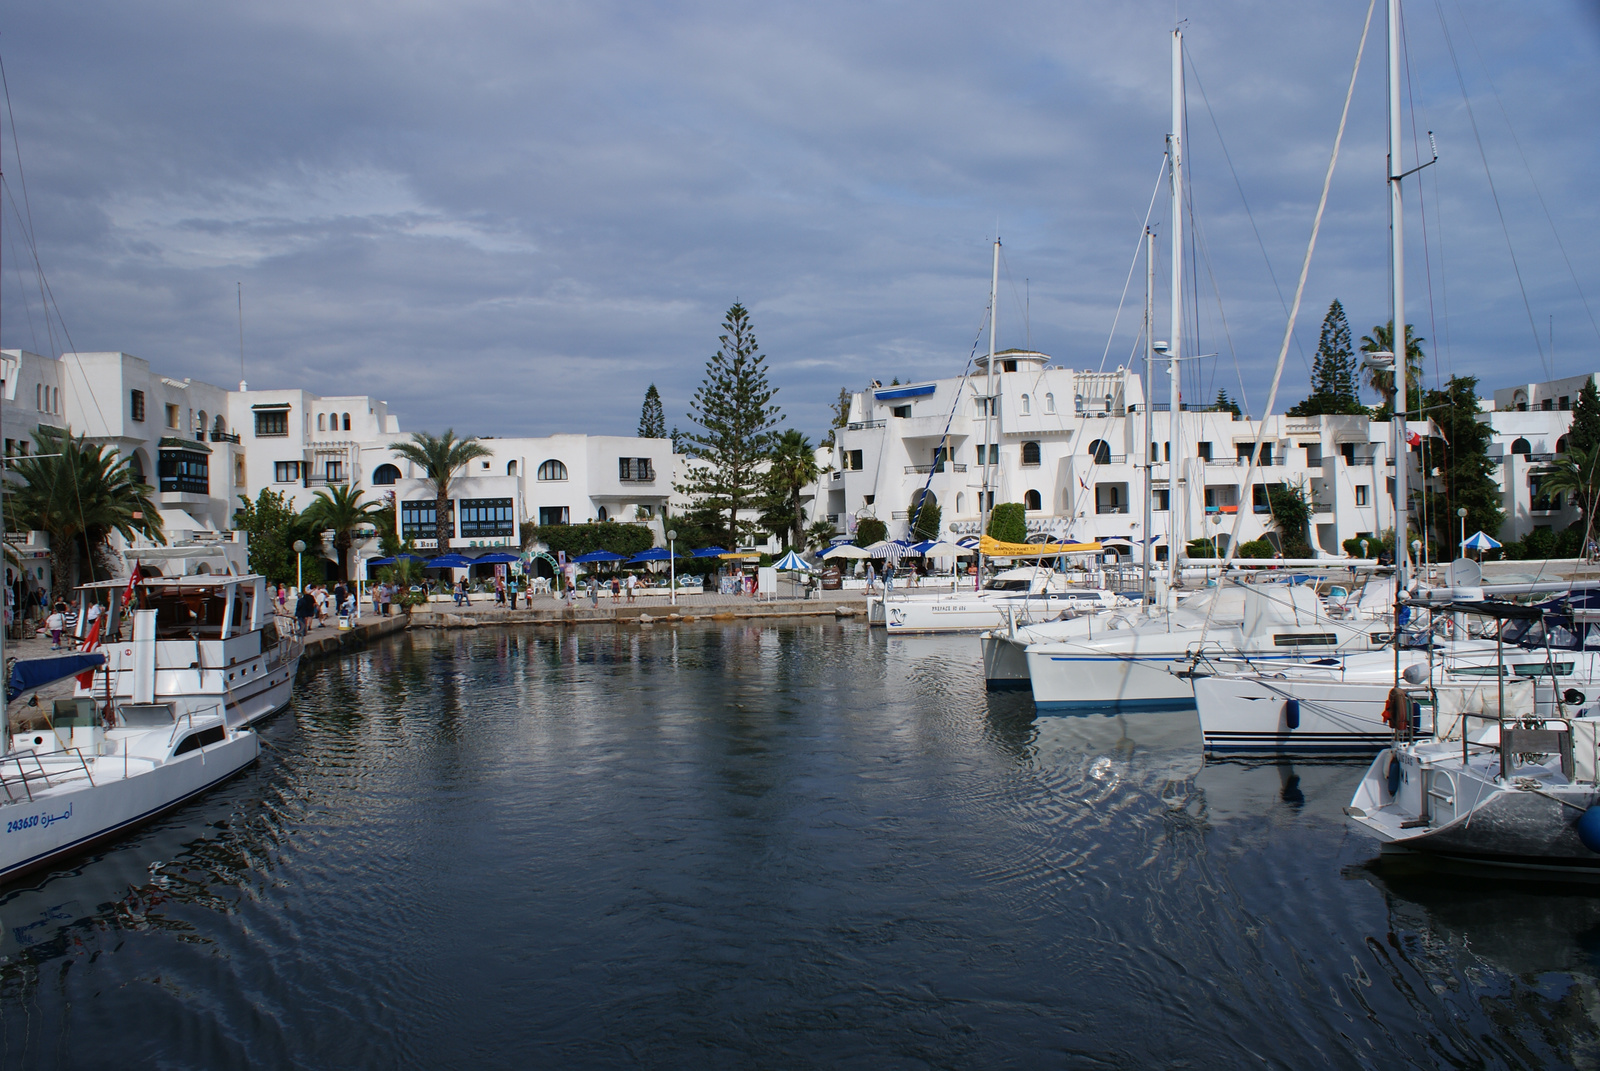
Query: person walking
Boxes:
[
  {"xmin": 46, "ymin": 603, "xmax": 65, "ymax": 650},
  {"xmin": 294, "ymin": 588, "xmax": 317, "ymax": 637},
  {"xmin": 495, "ymin": 576, "xmax": 507, "ymax": 607},
  {"xmin": 458, "ymin": 576, "xmax": 471, "ymax": 606},
  {"xmin": 625, "ymin": 573, "xmax": 637, "ymax": 603},
  {"xmin": 276, "ymin": 583, "xmax": 288, "ymax": 613}
]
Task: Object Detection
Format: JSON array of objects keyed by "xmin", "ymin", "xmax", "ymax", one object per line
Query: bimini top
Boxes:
[{"xmin": 76, "ymin": 572, "xmax": 265, "ymax": 592}]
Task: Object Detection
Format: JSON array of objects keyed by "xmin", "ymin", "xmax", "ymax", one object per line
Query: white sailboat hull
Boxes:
[{"xmin": 1195, "ymin": 675, "xmax": 1417, "ymax": 753}]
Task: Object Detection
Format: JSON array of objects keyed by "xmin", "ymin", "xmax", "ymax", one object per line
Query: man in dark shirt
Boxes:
[{"xmin": 294, "ymin": 590, "xmax": 317, "ymax": 636}]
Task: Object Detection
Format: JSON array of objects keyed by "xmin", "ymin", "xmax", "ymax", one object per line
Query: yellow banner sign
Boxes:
[{"xmin": 978, "ymin": 535, "xmax": 1103, "ymax": 557}]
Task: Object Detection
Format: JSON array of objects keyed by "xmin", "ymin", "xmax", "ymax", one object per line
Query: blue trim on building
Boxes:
[{"xmin": 873, "ymin": 384, "xmax": 937, "ymax": 401}]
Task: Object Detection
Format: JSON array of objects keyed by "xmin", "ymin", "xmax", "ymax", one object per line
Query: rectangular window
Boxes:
[
  {"xmin": 538, "ymin": 506, "xmax": 569, "ymax": 527},
  {"xmin": 1354, "ymin": 485, "xmax": 1368, "ymax": 506},
  {"xmin": 131, "ymin": 390, "xmax": 145, "ymax": 422},
  {"xmin": 1253, "ymin": 485, "xmax": 1269, "ymax": 513},
  {"xmin": 618, "ymin": 457, "xmax": 655, "ymax": 482},
  {"xmin": 1302, "ymin": 443, "xmax": 1322, "ymax": 466},
  {"xmin": 165, "ymin": 404, "xmax": 180, "ymax": 429},
  {"xmin": 845, "ymin": 449, "xmax": 863, "ymax": 471},
  {"xmin": 1559, "ymin": 397, "xmax": 1571, "ymax": 411},
  {"xmin": 1153, "ymin": 489, "xmax": 1170, "ymax": 512},
  {"xmin": 1341, "ymin": 443, "xmax": 1356, "ymax": 464},
  {"xmin": 402, "ymin": 500, "xmax": 452, "ymax": 540},
  {"xmin": 891, "ymin": 405, "xmax": 911, "ymax": 419},
  {"xmin": 325, "ymin": 461, "xmax": 345, "ymax": 482},
  {"xmin": 255, "ymin": 410, "xmax": 289, "ymax": 437},
  {"xmin": 459, "ymin": 497, "xmax": 515, "ymax": 539},
  {"xmin": 975, "ymin": 444, "xmax": 998, "ymax": 465},
  {"xmin": 274, "ymin": 461, "xmax": 302, "ymax": 484},
  {"xmin": 1196, "ymin": 441, "xmax": 1212, "ymax": 461},
  {"xmin": 158, "ymin": 450, "xmax": 209, "ymax": 495},
  {"xmin": 1237, "ymin": 443, "xmax": 1253, "ymax": 463}
]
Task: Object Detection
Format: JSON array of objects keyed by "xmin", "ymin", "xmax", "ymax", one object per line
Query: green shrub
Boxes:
[
  {"xmin": 530, "ymin": 522, "xmax": 654, "ymax": 558},
  {"xmin": 855, "ymin": 516, "xmax": 888, "ymax": 546},
  {"xmin": 987, "ymin": 503, "xmax": 1027, "ymax": 544},
  {"xmin": 1235, "ymin": 539, "xmax": 1275, "ymax": 559}
]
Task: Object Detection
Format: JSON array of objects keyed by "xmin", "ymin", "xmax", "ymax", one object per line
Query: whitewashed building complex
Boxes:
[{"xmin": 816, "ymin": 351, "xmax": 1589, "ymax": 561}]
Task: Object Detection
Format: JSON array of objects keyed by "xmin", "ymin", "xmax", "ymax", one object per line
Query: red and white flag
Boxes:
[
  {"xmin": 1406, "ymin": 430, "xmax": 1422, "ymax": 448},
  {"xmin": 77, "ymin": 565, "xmax": 140, "ymax": 688}
]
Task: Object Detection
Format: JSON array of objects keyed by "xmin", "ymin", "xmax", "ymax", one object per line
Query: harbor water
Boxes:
[{"xmin": 3, "ymin": 621, "xmax": 1599, "ymax": 1068}]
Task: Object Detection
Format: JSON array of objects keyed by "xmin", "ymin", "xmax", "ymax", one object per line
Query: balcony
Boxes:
[
  {"xmin": 304, "ymin": 473, "xmax": 350, "ymax": 487},
  {"xmin": 211, "ymin": 431, "xmax": 241, "ymax": 444},
  {"xmin": 1095, "ymin": 504, "xmax": 1129, "ymax": 515},
  {"xmin": 847, "ymin": 419, "xmax": 887, "ymax": 431},
  {"xmin": 618, "ymin": 474, "xmax": 656, "ymax": 483},
  {"xmin": 1343, "ymin": 456, "xmax": 1376, "ymax": 466},
  {"xmin": 903, "ymin": 463, "xmax": 968, "ymax": 475}
]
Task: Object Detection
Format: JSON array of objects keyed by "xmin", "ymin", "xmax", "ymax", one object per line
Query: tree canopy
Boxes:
[
  {"xmin": 234, "ymin": 488, "xmax": 313, "ymax": 585},
  {"xmin": 9, "ymin": 427, "xmax": 163, "ymax": 597},
  {"xmin": 302, "ymin": 484, "xmax": 382, "ymax": 581},
  {"xmin": 759, "ymin": 429, "xmax": 819, "ymax": 550},
  {"xmin": 676, "ymin": 303, "xmax": 781, "ymax": 548},
  {"xmin": 638, "ymin": 384, "xmax": 667, "ymax": 439},
  {"xmin": 386, "ymin": 429, "xmax": 493, "ymax": 551},
  {"xmin": 1288, "ymin": 300, "xmax": 1365, "ymax": 416},
  {"xmin": 1568, "ymin": 378, "xmax": 1600, "ymax": 454},
  {"xmin": 986, "ymin": 502, "xmax": 1026, "ymax": 544},
  {"xmin": 1418, "ymin": 376, "xmax": 1504, "ymax": 551}
]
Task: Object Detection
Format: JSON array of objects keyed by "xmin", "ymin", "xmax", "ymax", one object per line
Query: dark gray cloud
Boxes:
[{"xmin": 2, "ymin": 1, "xmax": 1596, "ymax": 440}]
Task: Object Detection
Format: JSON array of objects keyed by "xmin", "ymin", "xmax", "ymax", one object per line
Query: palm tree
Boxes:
[
  {"xmin": 302, "ymin": 484, "xmax": 381, "ymax": 581},
  {"xmin": 764, "ymin": 430, "xmax": 819, "ymax": 550},
  {"xmin": 8, "ymin": 426, "xmax": 163, "ymax": 597},
  {"xmin": 1539, "ymin": 441, "xmax": 1600, "ymax": 522},
  {"xmin": 386, "ymin": 430, "xmax": 493, "ymax": 552},
  {"xmin": 1360, "ymin": 321, "xmax": 1425, "ymax": 419}
]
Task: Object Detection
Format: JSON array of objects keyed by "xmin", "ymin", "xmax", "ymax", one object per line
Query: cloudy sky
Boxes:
[{"xmin": 2, "ymin": 1, "xmax": 1596, "ymax": 442}]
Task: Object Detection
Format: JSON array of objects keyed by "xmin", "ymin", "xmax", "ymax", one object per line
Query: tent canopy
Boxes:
[
  {"xmin": 772, "ymin": 550, "xmax": 809, "ymax": 571},
  {"xmin": 572, "ymin": 550, "xmax": 626, "ymax": 563},
  {"xmin": 426, "ymin": 554, "xmax": 474, "ymax": 568},
  {"xmin": 1461, "ymin": 531, "xmax": 1502, "ymax": 551},
  {"xmin": 822, "ymin": 544, "xmax": 872, "ymax": 560},
  {"xmin": 628, "ymin": 548, "xmax": 677, "ymax": 563},
  {"xmin": 690, "ymin": 546, "xmax": 730, "ymax": 558},
  {"xmin": 473, "ymin": 551, "xmax": 521, "ymax": 565}
]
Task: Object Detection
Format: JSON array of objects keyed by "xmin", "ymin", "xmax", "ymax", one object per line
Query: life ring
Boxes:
[{"xmin": 1382, "ymin": 687, "xmax": 1406, "ymax": 728}]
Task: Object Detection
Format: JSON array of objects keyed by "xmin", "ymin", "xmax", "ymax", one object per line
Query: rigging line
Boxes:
[
  {"xmin": 1186, "ymin": 50, "xmax": 1306, "ymax": 362},
  {"xmin": 1203, "ymin": 0, "xmax": 1374, "ymax": 638},
  {"xmin": 1098, "ymin": 157, "xmax": 1168, "ymax": 373},
  {"xmin": 1400, "ymin": 5, "xmax": 1442, "ymax": 398},
  {"xmin": 4, "ymin": 184, "xmax": 59, "ymax": 366},
  {"xmin": 1185, "ymin": 184, "xmax": 1251, "ymax": 416},
  {"xmin": 1445, "ymin": 0, "xmax": 1600, "ymax": 349},
  {"xmin": 1430, "ymin": 0, "xmax": 1549, "ymax": 379},
  {"xmin": 6, "ymin": 218, "xmax": 40, "ymax": 357}
]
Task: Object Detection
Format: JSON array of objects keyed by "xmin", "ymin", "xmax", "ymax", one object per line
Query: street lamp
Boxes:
[
  {"xmin": 292, "ymin": 539, "xmax": 307, "ymax": 593},
  {"xmin": 667, "ymin": 529, "xmax": 678, "ymax": 606},
  {"xmin": 1457, "ymin": 507, "xmax": 1468, "ymax": 558}
]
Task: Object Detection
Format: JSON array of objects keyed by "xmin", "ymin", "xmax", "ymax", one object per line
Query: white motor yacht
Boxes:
[{"xmin": 73, "ymin": 573, "xmax": 302, "ymax": 730}]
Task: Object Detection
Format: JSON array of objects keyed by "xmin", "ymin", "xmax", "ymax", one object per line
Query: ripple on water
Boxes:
[{"xmin": 1, "ymin": 622, "xmax": 1598, "ymax": 1068}]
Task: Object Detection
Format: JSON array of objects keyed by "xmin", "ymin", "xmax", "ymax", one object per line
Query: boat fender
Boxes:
[
  {"xmin": 1382, "ymin": 687, "xmax": 1406, "ymax": 727},
  {"xmin": 1284, "ymin": 698, "xmax": 1300, "ymax": 730},
  {"xmin": 1577, "ymin": 806, "xmax": 1600, "ymax": 855},
  {"xmin": 1386, "ymin": 755, "xmax": 1402, "ymax": 798},
  {"xmin": 1565, "ymin": 688, "xmax": 1586, "ymax": 706}
]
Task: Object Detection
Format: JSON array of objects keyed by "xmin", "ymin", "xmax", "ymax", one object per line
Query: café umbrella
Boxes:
[
  {"xmin": 821, "ymin": 544, "xmax": 872, "ymax": 560},
  {"xmin": 572, "ymin": 550, "xmax": 627, "ymax": 563},
  {"xmin": 627, "ymin": 548, "xmax": 677, "ymax": 563},
  {"xmin": 772, "ymin": 550, "xmax": 809, "ymax": 571},
  {"xmin": 1460, "ymin": 531, "xmax": 1502, "ymax": 553}
]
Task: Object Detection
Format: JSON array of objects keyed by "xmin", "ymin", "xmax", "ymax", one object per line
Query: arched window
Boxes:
[
  {"xmin": 1024, "ymin": 489, "xmax": 1042, "ymax": 511},
  {"xmin": 52, "ymin": 388, "xmax": 58, "ymax": 413},
  {"xmin": 372, "ymin": 463, "xmax": 401, "ymax": 485},
  {"xmin": 213, "ymin": 414, "xmax": 227, "ymax": 436},
  {"xmin": 318, "ymin": 414, "xmax": 326, "ymax": 431},
  {"xmin": 35, "ymin": 384, "xmax": 41, "ymax": 410},
  {"xmin": 1021, "ymin": 441, "xmax": 1041, "ymax": 465},
  {"xmin": 1558, "ymin": 435, "xmax": 1570, "ymax": 454},
  {"xmin": 1044, "ymin": 393, "xmax": 1055, "ymax": 414},
  {"xmin": 597, "ymin": 506, "xmax": 609, "ymax": 521},
  {"xmin": 1088, "ymin": 439, "xmax": 1111, "ymax": 465},
  {"xmin": 197, "ymin": 410, "xmax": 207, "ymax": 436},
  {"xmin": 507, "ymin": 460, "xmax": 518, "ymax": 476},
  {"xmin": 537, "ymin": 459, "xmax": 568, "ymax": 481},
  {"xmin": 956, "ymin": 492, "xmax": 965, "ymax": 513},
  {"xmin": 1511, "ymin": 437, "xmax": 1532, "ymax": 456},
  {"xmin": 1021, "ymin": 394, "xmax": 1031, "ymax": 415},
  {"xmin": 128, "ymin": 451, "xmax": 145, "ymax": 481},
  {"xmin": 343, "ymin": 413, "xmax": 351, "ymax": 431}
]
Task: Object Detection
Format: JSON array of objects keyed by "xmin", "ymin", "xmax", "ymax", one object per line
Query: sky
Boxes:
[{"xmin": 1, "ymin": 1, "xmax": 1597, "ymax": 443}]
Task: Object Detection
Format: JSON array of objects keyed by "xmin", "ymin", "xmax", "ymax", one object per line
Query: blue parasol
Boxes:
[
  {"xmin": 572, "ymin": 550, "xmax": 626, "ymax": 563},
  {"xmin": 690, "ymin": 546, "xmax": 729, "ymax": 558},
  {"xmin": 426, "ymin": 553, "xmax": 474, "ymax": 568},
  {"xmin": 1460, "ymin": 531, "xmax": 1502, "ymax": 551},
  {"xmin": 772, "ymin": 550, "xmax": 809, "ymax": 571},
  {"xmin": 627, "ymin": 548, "xmax": 677, "ymax": 563}
]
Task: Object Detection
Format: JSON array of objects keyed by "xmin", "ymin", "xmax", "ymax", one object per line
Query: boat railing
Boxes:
[{"xmin": 0, "ymin": 745, "xmax": 95, "ymax": 803}]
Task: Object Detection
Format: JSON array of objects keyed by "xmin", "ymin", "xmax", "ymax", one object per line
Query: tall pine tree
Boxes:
[
  {"xmin": 676, "ymin": 303, "xmax": 781, "ymax": 548},
  {"xmin": 1567, "ymin": 377, "xmax": 1600, "ymax": 454},
  {"xmin": 638, "ymin": 383, "xmax": 666, "ymax": 439},
  {"xmin": 1289, "ymin": 300, "xmax": 1365, "ymax": 416}
]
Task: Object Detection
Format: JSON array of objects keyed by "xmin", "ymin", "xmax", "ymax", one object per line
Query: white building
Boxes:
[
  {"xmin": 1481, "ymin": 374, "xmax": 1594, "ymax": 543},
  {"xmin": 228, "ymin": 387, "xmax": 402, "ymax": 513},
  {"xmin": 819, "ymin": 350, "xmax": 1402, "ymax": 560}
]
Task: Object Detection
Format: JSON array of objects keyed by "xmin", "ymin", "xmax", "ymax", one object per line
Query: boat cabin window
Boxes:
[
  {"xmin": 173, "ymin": 725, "xmax": 226, "ymax": 755},
  {"xmin": 984, "ymin": 578, "xmax": 1031, "ymax": 592},
  {"xmin": 140, "ymin": 587, "xmax": 230, "ymax": 638},
  {"xmin": 231, "ymin": 590, "xmax": 255, "ymax": 634},
  {"xmin": 1512, "ymin": 661, "xmax": 1575, "ymax": 677},
  {"xmin": 1272, "ymin": 633, "xmax": 1339, "ymax": 647}
]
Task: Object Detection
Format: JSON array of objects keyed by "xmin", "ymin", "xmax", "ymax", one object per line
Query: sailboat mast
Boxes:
[
  {"xmin": 978, "ymin": 237, "xmax": 1000, "ymax": 586},
  {"xmin": 1167, "ymin": 27, "xmax": 1184, "ymax": 588},
  {"xmin": 1388, "ymin": 0, "xmax": 1407, "ymax": 597},
  {"xmin": 1143, "ymin": 228, "xmax": 1155, "ymax": 602}
]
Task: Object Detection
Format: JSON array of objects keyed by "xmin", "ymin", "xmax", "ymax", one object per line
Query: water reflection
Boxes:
[{"xmin": 3, "ymin": 623, "xmax": 1600, "ymax": 1067}]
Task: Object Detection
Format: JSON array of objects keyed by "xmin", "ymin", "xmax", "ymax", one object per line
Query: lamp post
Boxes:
[
  {"xmin": 292, "ymin": 540, "xmax": 306, "ymax": 593},
  {"xmin": 1457, "ymin": 507, "xmax": 1468, "ymax": 558},
  {"xmin": 667, "ymin": 529, "xmax": 678, "ymax": 606}
]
